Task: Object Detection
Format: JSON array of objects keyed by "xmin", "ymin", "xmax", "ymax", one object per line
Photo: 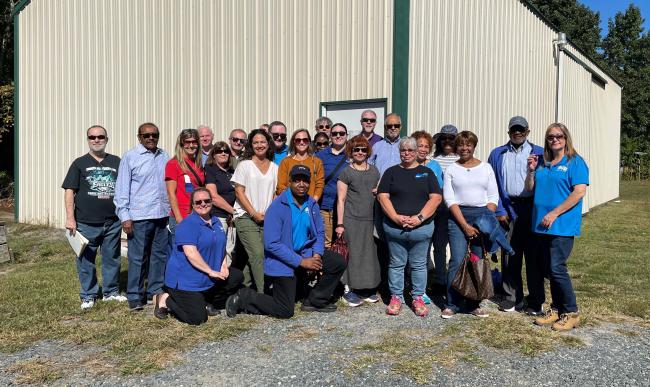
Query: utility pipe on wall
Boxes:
[{"xmin": 553, "ymin": 32, "xmax": 567, "ymax": 123}]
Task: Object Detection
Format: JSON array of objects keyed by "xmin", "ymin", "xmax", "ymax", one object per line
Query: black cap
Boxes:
[{"xmin": 290, "ymin": 164, "xmax": 311, "ymax": 180}]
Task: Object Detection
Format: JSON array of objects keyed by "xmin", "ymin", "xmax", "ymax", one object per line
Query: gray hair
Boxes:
[
  {"xmin": 315, "ymin": 116, "xmax": 333, "ymax": 127},
  {"xmin": 399, "ymin": 136, "xmax": 416, "ymax": 151},
  {"xmin": 361, "ymin": 109, "xmax": 377, "ymax": 118},
  {"xmin": 197, "ymin": 124, "xmax": 212, "ymax": 134}
]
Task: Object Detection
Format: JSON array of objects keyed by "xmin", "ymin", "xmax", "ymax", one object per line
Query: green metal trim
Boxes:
[
  {"xmin": 392, "ymin": 0, "xmax": 410, "ymax": 137},
  {"xmin": 11, "ymin": 0, "xmax": 32, "ymax": 17},
  {"xmin": 318, "ymin": 98, "xmax": 388, "ymax": 117},
  {"xmin": 12, "ymin": 12, "xmax": 20, "ymax": 221}
]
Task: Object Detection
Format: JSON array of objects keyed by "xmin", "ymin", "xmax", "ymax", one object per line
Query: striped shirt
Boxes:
[{"xmin": 434, "ymin": 154, "xmax": 460, "ymax": 173}]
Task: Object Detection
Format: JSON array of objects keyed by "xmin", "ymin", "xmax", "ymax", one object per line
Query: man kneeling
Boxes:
[{"xmin": 226, "ymin": 165, "xmax": 346, "ymax": 318}]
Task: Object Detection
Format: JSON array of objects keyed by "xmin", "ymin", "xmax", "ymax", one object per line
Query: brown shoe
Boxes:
[
  {"xmin": 534, "ymin": 309, "xmax": 559, "ymax": 326},
  {"xmin": 552, "ymin": 313, "xmax": 580, "ymax": 331}
]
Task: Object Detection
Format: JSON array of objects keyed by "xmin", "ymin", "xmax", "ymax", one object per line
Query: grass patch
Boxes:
[
  {"xmin": 6, "ymin": 359, "xmax": 63, "ymax": 384},
  {"xmin": 614, "ymin": 328, "xmax": 641, "ymax": 337}
]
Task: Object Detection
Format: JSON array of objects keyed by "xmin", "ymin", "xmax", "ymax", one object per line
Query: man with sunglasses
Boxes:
[
  {"xmin": 369, "ymin": 113, "xmax": 403, "ymax": 176},
  {"xmin": 360, "ymin": 110, "xmax": 383, "ymax": 147},
  {"xmin": 198, "ymin": 125, "xmax": 214, "ymax": 167},
  {"xmin": 62, "ymin": 125, "xmax": 125, "ymax": 310},
  {"xmin": 315, "ymin": 116, "xmax": 333, "ymax": 136},
  {"xmin": 114, "ymin": 122, "xmax": 171, "ymax": 311},
  {"xmin": 487, "ymin": 116, "xmax": 544, "ymax": 315},
  {"xmin": 228, "ymin": 128, "xmax": 247, "ymax": 169},
  {"xmin": 269, "ymin": 121, "xmax": 288, "ymax": 165}
]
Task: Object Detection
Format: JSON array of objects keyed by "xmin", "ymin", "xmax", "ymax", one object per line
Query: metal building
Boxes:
[{"xmin": 12, "ymin": 0, "xmax": 621, "ymax": 227}]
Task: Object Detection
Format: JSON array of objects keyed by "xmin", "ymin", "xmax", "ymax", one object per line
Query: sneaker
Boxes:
[
  {"xmin": 441, "ymin": 308, "xmax": 455, "ymax": 319},
  {"xmin": 385, "ymin": 295, "xmax": 402, "ymax": 316},
  {"xmin": 363, "ymin": 294, "xmax": 380, "ymax": 303},
  {"xmin": 525, "ymin": 307, "xmax": 544, "ymax": 317},
  {"xmin": 128, "ymin": 300, "xmax": 145, "ymax": 311},
  {"xmin": 421, "ymin": 293, "xmax": 432, "ymax": 305},
  {"xmin": 342, "ymin": 292, "xmax": 364, "ymax": 307},
  {"xmin": 412, "ymin": 296, "xmax": 429, "ymax": 317},
  {"xmin": 471, "ymin": 308, "xmax": 489, "ymax": 318},
  {"xmin": 102, "ymin": 293, "xmax": 127, "ymax": 302},
  {"xmin": 552, "ymin": 312, "xmax": 580, "ymax": 331},
  {"xmin": 301, "ymin": 300, "xmax": 337, "ymax": 313},
  {"xmin": 534, "ymin": 309, "xmax": 559, "ymax": 326},
  {"xmin": 499, "ymin": 300, "xmax": 516, "ymax": 312},
  {"xmin": 225, "ymin": 292, "xmax": 242, "ymax": 318},
  {"xmin": 80, "ymin": 299, "xmax": 95, "ymax": 310}
]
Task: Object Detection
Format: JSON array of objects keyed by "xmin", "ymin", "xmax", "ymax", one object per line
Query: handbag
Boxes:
[
  {"xmin": 329, "ymin": 233, "xmax": 349, "ymax": 263},
  {"xmin": 451, "ymin": 236, "xmax": 494, "ymax": 301}
]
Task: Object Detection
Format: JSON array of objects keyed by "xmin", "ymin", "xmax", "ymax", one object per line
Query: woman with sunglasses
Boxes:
[
  {"xmin": 205, "ymin": 141, "xmax": 237, "ymax": 266},
  {"xmin": 442, "ymin": 131, "xmax": 499, "ymax": 319},
  {"xmin": 231, "ymin": 129, "xmax": 278, "ymax": 293},
  {"xmin": 525, "ymin": 123, "xmax": 588, "ymax": 331},
  {"xmin": 335, "ymin": 135, "xmax": 381, "ymax": 307},
  {"xmin": 276, "ymin": 129, "xmax": 325, "ymax": 201},
  {"xmin": 155, "ymin": 188, "xmax": 244, "ymax": 325},
  {"xmin": 378, "ymin": 137, "xmax": 442, "ymax": 317},
  {"xmin": 313, "ymin": 132, "xmax": 330, "ymax": 152}
]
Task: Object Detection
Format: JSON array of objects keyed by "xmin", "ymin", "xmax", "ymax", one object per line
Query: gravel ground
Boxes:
[{"xmin": 1, "ymin": 300, "xmax": 649, "ymax": 386}]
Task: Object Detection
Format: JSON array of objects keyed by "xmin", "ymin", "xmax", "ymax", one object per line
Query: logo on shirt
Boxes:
[
  {"xmin": 415, "ymin": 173, "xmax": 429, "ymax": 179},
  {"xmin": 85, "ymin": 167, "xmax": 117, "ymax": 199},
  {"xmin": 557, "ymin": 166, "xmax": 568, "ymax": 172}
]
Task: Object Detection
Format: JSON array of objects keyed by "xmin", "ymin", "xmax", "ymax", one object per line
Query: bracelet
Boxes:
[{"xmin": 336, "ymin": 224, "xmax": 345, "ymax": 228}]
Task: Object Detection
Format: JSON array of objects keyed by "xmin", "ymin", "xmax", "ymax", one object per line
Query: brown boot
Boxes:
[
  {"xmin": 552, "ymin": 312, "xmax": 580, "ymax": 331},
  {"xmin": 534, "ymin": 309, "xmax": 559, "ymax": 326}
]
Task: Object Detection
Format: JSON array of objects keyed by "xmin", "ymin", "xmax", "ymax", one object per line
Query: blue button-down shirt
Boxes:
[
  {"xmin": 369, "ymin": 137, "xmax": 401, "ymax": 176},
  {"xmin": 114, "ymin": 144, "xmax": 170, "ymax": 222},
  {"xmin": 502, "ymin": 141, "xmax": 532, "ymax": 198}
]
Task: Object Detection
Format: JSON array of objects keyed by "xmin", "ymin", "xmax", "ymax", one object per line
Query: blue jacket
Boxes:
[
  {"xmin": 263, "ymin": 190, "xmax": 325, "ymax": 277},
  {"xmin": 487, "ymin": 141, "xmax": 543, "ymax": 220},
  {"xmin": 474, "ymin": 213, "xmax": 515, "ymax": 256}
]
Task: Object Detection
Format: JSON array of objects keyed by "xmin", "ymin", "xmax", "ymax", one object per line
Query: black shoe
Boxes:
[
  {"xmin": 154, "ymin": 301, "xmax": 169, "ymax": 320},
  {"xmin": 498, "ymin": 300, "xmax": 516, "ymax": 312},
  {"xmin": 525, "ymin": 306, "xmax": 544, "ymax": 316},
  {"xmin": 129, "ymin": 300, "xmax": 145, "ymax": 311},
  {"xmin": 206, "ymin": 304, "xmax": 221, "ymax": 317},
  {"xmin": 301, "ymin": 300, "xmax": 337, "ymax": 313},
  {"xmin": 225, "ymin": 293, "xmax": 242, "ymax": 318}
]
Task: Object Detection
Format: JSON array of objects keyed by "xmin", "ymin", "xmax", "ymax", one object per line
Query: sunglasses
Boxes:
[
  {"xmin": 546, "ymin": 134, "xmax": 565, "ymax": 142},
  {"xmin": 183, "ymin": 139, "xmax": 198, "ymax": 145},
  {"xmin": 315, "ymin": 141, "xmax": 329, "ymax": 147},
  {"xmin": 353, "ymin": 147, "xmax": 368, "ymax": 153},
  {"xmin": 386, "ymin": 124, "xmax": 401, "ymax": 129},
  {"xmin": 272, "ymin": 133, "xmax": 287, "ymax": 141},
  {"xmin": 318, "ymin": 124, "xmax": 331, "ymax": 129},
  {"xmin": 361, "ymin": 118, "xmax": 376, "ymax": 123},
  {"xmin": 509, "ymin": 127, "xmax": 528, "ymax": 135},
  {"xmin": 87, "ymin": 135, "xmax": 106, "ymax": 141},
  {"xmin": 230, "ymin": 137, "xmax": 247, "ymax": 144},
  {"xmin": 193, "ymin": 199, "xmax": 211, "ymax": 206},
  {"xmin": 214, "ymin": 149, "xmax": 229, "ymax": 155},
  {"xmin": 330, "ymin": 131, "xmax": 347, "ymax": 138},
  {"xmin": 294, "ymin": 138, "xmax": 310, "ymax": 144},
  {"xmin": 139, "ymin": 132, "xmax": 160, "ymax": 139}
]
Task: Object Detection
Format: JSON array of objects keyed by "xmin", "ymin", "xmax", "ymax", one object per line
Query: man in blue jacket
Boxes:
[
  {"xmin": 487, "ymin": 116, "xmax": 544, "ymax": 314},
  {"xmin": 225, "ymin": 165, "xmax": 347, "ymax": 318}
]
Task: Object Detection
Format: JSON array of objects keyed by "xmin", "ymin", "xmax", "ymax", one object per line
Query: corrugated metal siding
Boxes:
[{"xmin": 17, "ymin": 0, "xmax": 394, "ymax": 227}]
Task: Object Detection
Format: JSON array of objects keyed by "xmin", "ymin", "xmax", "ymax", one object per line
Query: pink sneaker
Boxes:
[
  {"xmin": 412, "ymin": 296, "xmax": 429, "ymax": 317},
  {"xmin": 386, "ymin": 295, "xmax": 402, "ymax": 315}
]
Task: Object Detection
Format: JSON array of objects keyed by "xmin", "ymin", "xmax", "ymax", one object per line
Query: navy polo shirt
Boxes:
[
  {"xmin": 164, "ymin": 211, "xmax": 226, "ymax": 291},
  {"xmin": 315, "ymin": 146, "xmax": 347, "ymax": 210},
  {"xmin": 532, "ymin": 155, "xmax": 589, "ymax": 237}
]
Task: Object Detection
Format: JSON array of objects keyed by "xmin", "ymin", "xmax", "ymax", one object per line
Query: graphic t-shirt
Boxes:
[{"xmin": 61, "ymin": 153, "xmax": 120, "ymax": 223}]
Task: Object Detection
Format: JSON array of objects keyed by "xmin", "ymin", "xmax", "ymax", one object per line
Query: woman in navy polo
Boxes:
[
  {"xmin": 525, "ymin": 123, "xmax": 588, "ymax": 331},
  {"xmin": 155, "ymin": 188, "xmax": 243, "ymax": 325}
]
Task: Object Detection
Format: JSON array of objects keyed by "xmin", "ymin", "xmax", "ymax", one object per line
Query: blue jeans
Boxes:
[
  {"xmin": 534, "ymin": 235, "xmax": 578, "ymax": 314},
  {"xmin": 383, "ymin": 219, "xmax": 434, "ymax": 302},
  {"xmin": 168, "ymin": 215, "xmax": 177, "ymax": 253},
  {"xmin": 446, "ymin": 206, "xmax": 491, "ymax": 312},
  {"xmin": 127, "ymin": 218, "xmax": 169, "ymax": 302},
  {"xmin": 75, "ymin": 219, "xmax": 122, "ymax": 301}
]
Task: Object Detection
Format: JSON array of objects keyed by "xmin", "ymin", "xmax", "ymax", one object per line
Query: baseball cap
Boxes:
[
  {"xmin": 508, "ymin": 116, "xmax": 529, "ymax": 130},
  {"xmin": 290, "ymin": 165, "xmax": 311, "ymax": 180}
]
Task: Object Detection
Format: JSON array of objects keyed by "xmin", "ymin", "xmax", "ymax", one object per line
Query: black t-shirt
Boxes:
[
  {"xmin": 61, "ymin": 153, "xmax": 121, "ymax": 223},
  {"xmin": 204, "ymin": 164, "xmax": 236, "ymax": 218},
  {"xmin": 377, "ymin": 164, "xmax": 441, "ymax": 218}
]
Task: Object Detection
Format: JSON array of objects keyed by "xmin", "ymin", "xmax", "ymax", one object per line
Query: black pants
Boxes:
[
  {"xmin": 239, "ymin": 250, "xmax": 346, "ymax": 319},
  {"xmin": 165, "ymin": 268, "xmax": 243, "ymax": 325}
]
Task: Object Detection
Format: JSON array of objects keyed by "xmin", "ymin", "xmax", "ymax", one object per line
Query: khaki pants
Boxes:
[{"xmin": 320, "ymin": 209, "xmax": 335, "ymax": 248}]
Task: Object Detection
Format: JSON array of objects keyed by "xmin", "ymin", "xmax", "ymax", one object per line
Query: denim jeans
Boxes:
[
  {"xmin": 531, "ymin": 235, "xmax": 578, "ymax": 314},
  {"xmin": 75, "ymin": 219, "xmax": 122, "ymax": 301},
  {"xmin": 446, "ymin": 206, "xmax": 492, "ymax": 312},
  {"xmin": 383, "ymin": 219, "xmax": 434, "ymax": 302},
  {"xmin": 168, "ymin": 215, "xmax": 178, "ymax": 253},
  {"xmin": 432, "ymin": 205, "xmax": 450, "ymax": 285},
  {"xmin": 127, "ymin": 217, "xmax": 169, "ymax": 302}
]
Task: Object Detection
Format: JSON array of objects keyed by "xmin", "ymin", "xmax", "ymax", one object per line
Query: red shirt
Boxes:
[{"xmin": 165, "ymin": 157, "xmax": 205, "ymax": 218}]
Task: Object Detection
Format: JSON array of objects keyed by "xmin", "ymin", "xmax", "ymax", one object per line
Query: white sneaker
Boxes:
[
  {"xmin": 80, "ymin": 299, "xmax": 95, "ymax": 310},
  {"xmin": 102, "ymin": 294, "xmax": 127, "ymax": 302}
]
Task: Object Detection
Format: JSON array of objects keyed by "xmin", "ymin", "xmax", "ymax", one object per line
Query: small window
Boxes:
[{"xmin": 591, "ymin": 74, "xmax": 606, "ymax": 89}]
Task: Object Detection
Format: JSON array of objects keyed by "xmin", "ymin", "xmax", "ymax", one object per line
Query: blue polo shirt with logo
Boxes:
[
  {"xmin": 287, "ymin": 190, "xmax": 312, "ymax": 252},
  {"xmin": 164, "ymin": 211, "xmax": 226, "ymax": 291},
  {"xmin": 532, "ymin": 155, "xmax": 589, "ymax": 237}
]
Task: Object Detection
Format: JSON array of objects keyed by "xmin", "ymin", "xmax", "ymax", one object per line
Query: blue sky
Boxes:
[{"xmin": 580, "ymin": 0, "xmax": 650, "ymax": 36}]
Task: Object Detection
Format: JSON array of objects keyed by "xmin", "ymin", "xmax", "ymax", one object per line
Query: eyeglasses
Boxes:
[
  {"xmin": 330, "ymin": 131, "xmax": 347, "ymax": 138},
  {"xmin": 87, "ymin": 135, "xmax": 106, "ymax": 141},
  {"xmin": 546, "ymin": 134, "xmax": 565, "ymax": 142},
  {"xmin": 352, "ymin": 147, "xmax": 368, "ymax": 153},
  {"xmin": 193, "ymin": 199, "xmax": 211, "ymax": 205},
  {"xmin": 272, "ymin": 133, "xmax": 287, "ymax": 141},
  {"xmin": 400, "ymin": 148, "xmax": 416, "ymax": 153},
  {"xmin": 214, "ymin": 149, "xmax": 229, "ymax": 155},
  {"xmin": 361, "ymin": 118, "xmax": 376, "ymax": 123},
  {"xmin": 318, "ymin": 124, "xmax": 331, "ymax": 130},
  {"xmin": 139, "ymin": 132, "xmax": 160, "ymax": 139},
  {"xmin": 230, "ymin": 137, "xmax": 247, "ymax": 144},
  {"xmin": 294, "ymin": 138, "xmax": 310, "ymax": 144},
  {"xmin": 315, "ymin": 141, "xmax": 329, "ymax": 147},
  {"xmin": 183, "ymin": 139, "xmax": 198, "ymax": 145},
  {"xmin": 386, "ymin": 124, "xmax": 401, "ymax": 129}
]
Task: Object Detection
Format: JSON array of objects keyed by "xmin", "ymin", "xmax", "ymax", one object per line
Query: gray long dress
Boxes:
[{"xmin": 338, "ymin": 164, "xmax": 381, "ymax": 290}]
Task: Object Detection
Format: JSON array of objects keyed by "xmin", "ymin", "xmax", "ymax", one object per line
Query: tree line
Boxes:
[{"xmin": 1, "ymin": 0, "xmax": 649, "ymax": 176}]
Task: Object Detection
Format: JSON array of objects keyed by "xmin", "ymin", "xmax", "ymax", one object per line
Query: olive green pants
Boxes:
[{"xmin": 233, "ymin": 215, "xmax": 265, "ymax": 293}]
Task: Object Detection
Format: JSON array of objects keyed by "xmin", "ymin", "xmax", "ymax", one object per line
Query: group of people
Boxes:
[{"xmin": 62, "ymin": 110, "xmax": 588, "ymax": 331}]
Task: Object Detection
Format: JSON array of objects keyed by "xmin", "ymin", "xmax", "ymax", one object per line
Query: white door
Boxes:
[{"xmin": 320, "ymin": 99, "xmax": 387, "ymax": 137}]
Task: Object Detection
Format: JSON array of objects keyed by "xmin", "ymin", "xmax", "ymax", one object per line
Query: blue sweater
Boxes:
[
  {"xmin": 487, "ymin": 141, "xmax": 543, "ymax": 220},
  {"xmin": 263, "ymin": 190, "xmax": 325, "ymax": 277}
]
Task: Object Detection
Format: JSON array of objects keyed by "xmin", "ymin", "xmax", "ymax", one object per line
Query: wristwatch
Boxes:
[{"xmin": 417, "ymin": 214, "xmax": 425, "ymax": 222}]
